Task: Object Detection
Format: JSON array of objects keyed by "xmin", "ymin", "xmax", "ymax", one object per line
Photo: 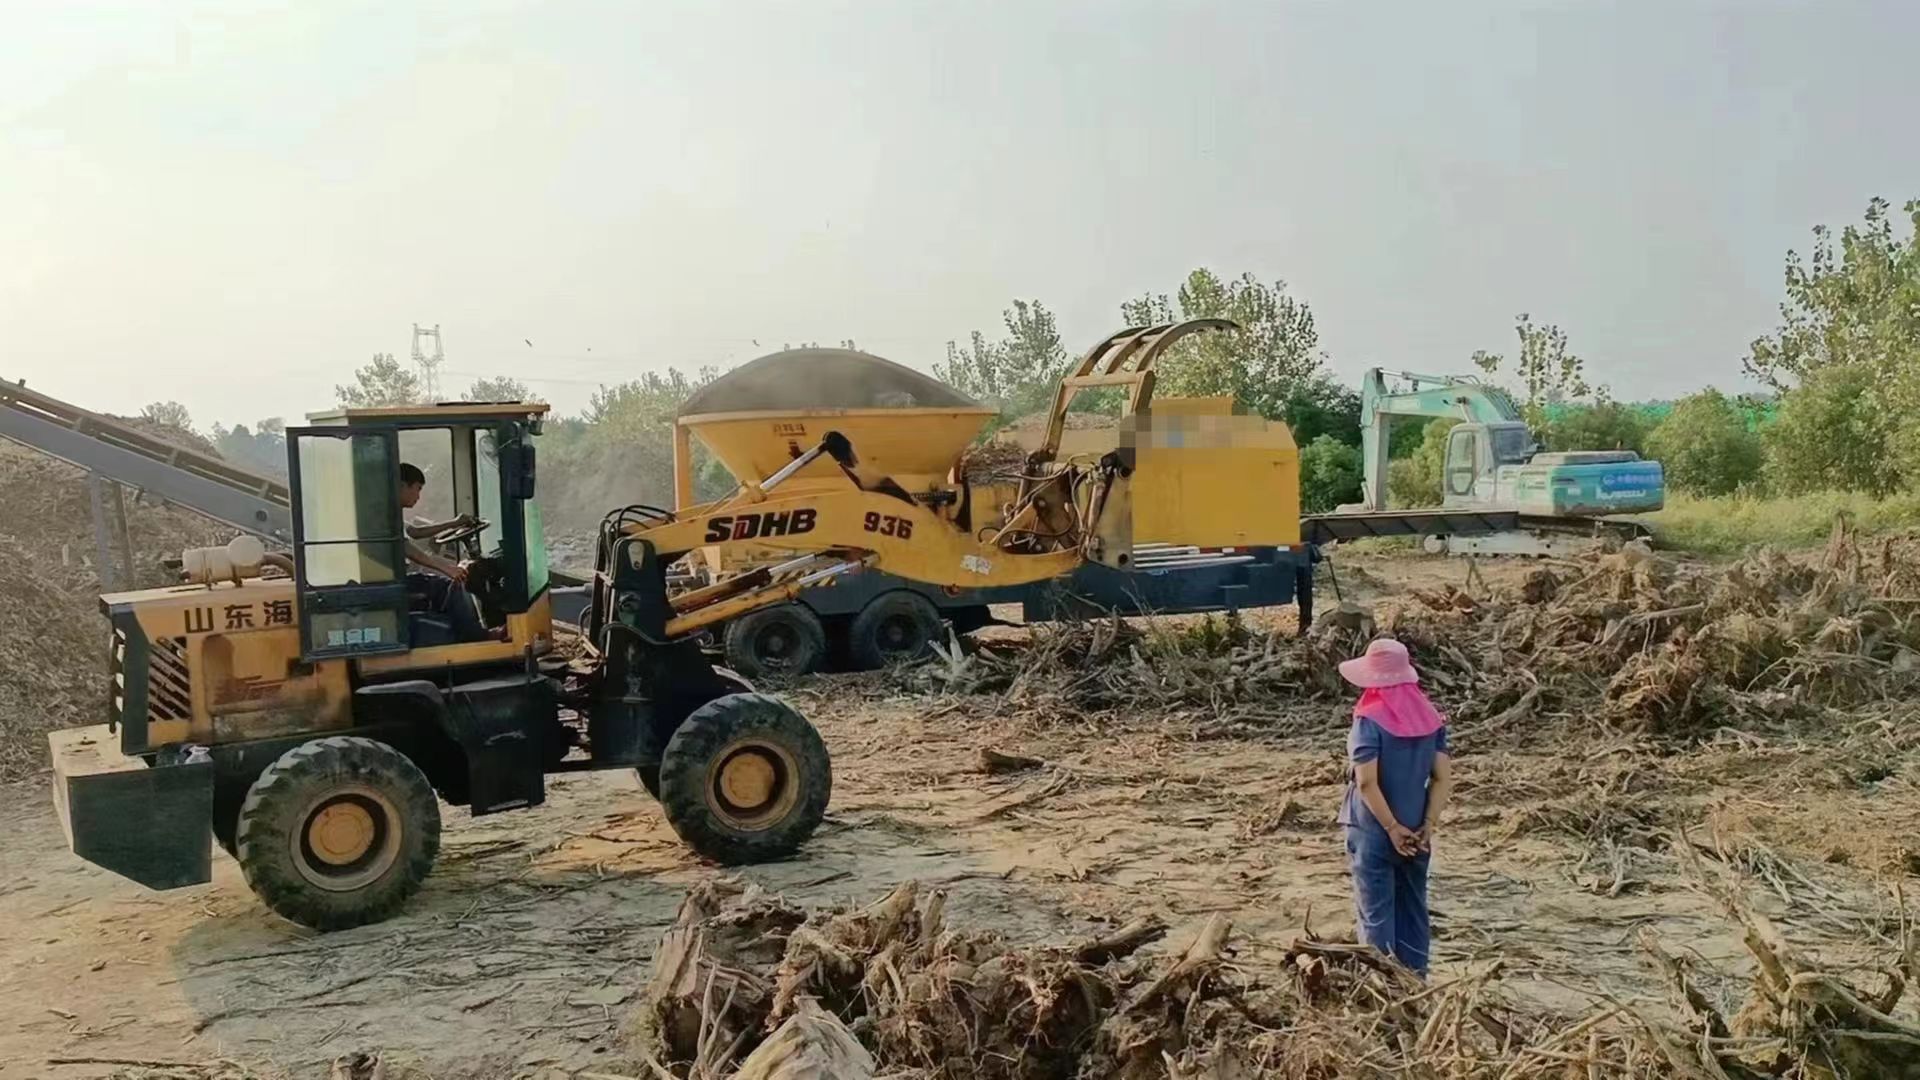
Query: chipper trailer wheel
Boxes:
[
  {"xmin": 847, "ymin": 590, "xmax": 942, "ymax": 671},
  {"xmin": 235, "ymin": 737, "xmax": 441, "ymax": 931},
  {"xmin": 656, "ymin": 693, "xmax": 831, "ymax": 865},
  {"xmin": 723, "ymin": 603, "xmax": 828, "ymax": 679}
]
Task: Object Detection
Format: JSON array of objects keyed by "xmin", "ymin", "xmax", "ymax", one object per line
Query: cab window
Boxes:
[
  {"xmin": 298, "ymin": 432, "xmax": 402, "ymax": 586},
  {"xmin": 399, "ymin": 428, "xmax": 458, "ymax": 525},
  {"xmin": 1491, "ymin": 426, "xmax": 1533, "ymax": 465},
  {"xmin": 476, "ymin": 430, "xmax": 505, "ymax": 556}
]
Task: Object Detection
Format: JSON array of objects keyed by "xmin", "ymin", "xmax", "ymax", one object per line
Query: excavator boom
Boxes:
[{"xmin": 1355, "ymin": 369, "xmax": 1526, "ymax": 512}]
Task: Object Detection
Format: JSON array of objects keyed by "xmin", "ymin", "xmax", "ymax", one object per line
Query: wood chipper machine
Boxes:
[
  {"xmin": 49, "ymin": 318, "xmax": 1303, "ymax": 929},
  {"xmin": 636, "ymin": 339, "xmax": 1315, "ymax": 678}
]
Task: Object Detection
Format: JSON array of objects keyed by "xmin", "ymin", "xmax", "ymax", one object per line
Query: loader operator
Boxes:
[{"xmin": 398, "ymin": 462, "xmax": 490, "ymax": 643}]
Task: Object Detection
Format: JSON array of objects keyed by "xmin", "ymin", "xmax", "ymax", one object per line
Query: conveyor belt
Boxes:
[{"xmin": 1, "ymin": 379, "xmax": 292, "ymax": 542}]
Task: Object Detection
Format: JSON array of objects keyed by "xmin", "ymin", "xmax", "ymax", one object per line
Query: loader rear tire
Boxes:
[
  {"xmin": 235, "ymin": 737, "xmax": 441, "ymax": 931},
  {"xmin": 657, "ymin": 693, "xmax": 830, "ymax": 865},
  {"xmin": 847, "ymin": 591, "xmax": 941, "ymax": 671},
  {"xmin": 723, "ymin": 604, "xmax": 827, "ymax": 679}
]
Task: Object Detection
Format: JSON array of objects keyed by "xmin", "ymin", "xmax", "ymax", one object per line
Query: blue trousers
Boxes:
[{"xmin": 1346, "ymin": 826, "xmax": 1431, "ymax": 975}]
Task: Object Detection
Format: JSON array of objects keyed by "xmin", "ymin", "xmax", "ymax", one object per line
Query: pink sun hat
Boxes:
[{"xmin": 1338, "ymin": 638, "xmax": 1420, "ymax": 689}]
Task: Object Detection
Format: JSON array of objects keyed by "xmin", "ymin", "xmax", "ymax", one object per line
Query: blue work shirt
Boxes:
[{"xmin": 1339, "ymin": 716, "xmax": 1450, "ymax": 836}]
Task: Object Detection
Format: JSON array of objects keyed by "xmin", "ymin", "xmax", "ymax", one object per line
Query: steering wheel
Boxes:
[{"xmin": 429, "ymin": 518, "xmax": 491, "ymax": 547}]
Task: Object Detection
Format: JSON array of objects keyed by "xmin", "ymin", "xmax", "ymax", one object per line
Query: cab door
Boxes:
[
  {"xmin": 286, "ymin": 427, "xmax": 411, "ymax": 659},
  {"xmin": 1444, "ymin": 425, "xmax": 1481, "ymax": 502}
]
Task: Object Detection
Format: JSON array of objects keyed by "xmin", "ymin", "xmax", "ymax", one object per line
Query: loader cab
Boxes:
[
  {"xmin": 287, "ymin": 403, "xmax": 552, "ymax": 671},
  {"xmin": 1441, "ymin": 420, "xmax": 1535, "ymax": 503}
]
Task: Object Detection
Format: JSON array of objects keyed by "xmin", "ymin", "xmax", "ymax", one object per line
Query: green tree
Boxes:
[
  {"xmin": 1282, "ymin": 376, "xmax": 1362, "ymax": 447},
  {"xmin": 1542, "ymin": 401, "xmax": 1651, "ymax": 455},
  {"xmin": 1646, "ymin": 389, "xmax": 1763, "ymax": 496},
  {"xmin": 139, "ymin": 401, "xmax": 194, "ymax": 432},
  {"xmin": 1119, "ymin": 270, "xmax": 1325, "ymax": 419},
  {"xmin": 1298, "ymin": 434, "xmax": 1363, "ymax": 513},
  {"xmin": 535, "ymin": 366, "xmax": 723, "ymax": 534},
  {"xmin": 1763, "ymin": 364, "xmax": 1895, "ymax": 496},
  {"xmin": 1746, "ymin": 197, "xmax": 1920, "ymax": 484},
  {"xmin": 1386, "ymin": 418, "xmax": 1459, "ymax": 507},
  {"xmin": 585, "ymin": 368, "xmax": 717, "ymax": 436},
  {"xmin": 1746, "ymin": 197, "xmax": 1920, "ymax": 389},
  {"xmin": 463, "ymin": 376, "xmax": 539, "ymax": 403},
  {"xmin": 210, "ymin": 418, "xmax": 288, "ymax": 477},
  {"xmin": 335, "ymin": 353, "xmax": 421, "ymax": 408},
  {"xmin": 934, "ymin": 300, "xmax": 1073, "ymax": 425},
  {"xmin": 1471, "ymin": 314, "xmax": 1592, "ymax": 428}
]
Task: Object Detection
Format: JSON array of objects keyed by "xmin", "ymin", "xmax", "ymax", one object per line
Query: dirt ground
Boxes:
[{"xmin": 5, "ymin": 545, "xmax": 1915, "ymax": 1079}]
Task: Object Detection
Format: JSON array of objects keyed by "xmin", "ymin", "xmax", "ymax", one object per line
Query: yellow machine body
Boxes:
[
  {"xmin": 669, "ymin": 342, "xmax": 1302, "ymax": 591},
  {"xmin": 678, "ymin": 406, "xmax": 997, "ymax": 496},
  {"xmin": 1079, "ymin": 398, "xmax": 1302, "ymax": 551},
  {"xmin": 93, "ymin": 573, "xmax": 556, "ymax": 758}
]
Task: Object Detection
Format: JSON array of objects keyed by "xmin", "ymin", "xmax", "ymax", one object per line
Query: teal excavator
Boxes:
[{"xmin": 1342, "ymin": 369, "xmax": 1665, "ymax": 556}]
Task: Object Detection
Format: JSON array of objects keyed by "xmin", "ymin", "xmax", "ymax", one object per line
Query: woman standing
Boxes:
[{"xmin": 1337, "ymin": 638, "xmax": 1454, "ymax": 977}]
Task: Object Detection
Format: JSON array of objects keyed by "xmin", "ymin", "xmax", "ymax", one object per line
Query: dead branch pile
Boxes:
[
  {"xmin": 959, "ymin": 439, "xmax": 1033, "ymax": 485},
  {"xmin": 631, "ymin": 879, "xmax": 1920, "ymax": 1079},
  {"xmin": 919, "ymin": 521, "xmax": 1920, "ymax": 739},
  {"xmin": 918, "ymin": 611, "xmax": 1348, "ymax": 728},
  {"xmin": 633, "ymin": 877, "xmax": 1222, "ymax": 1080}
]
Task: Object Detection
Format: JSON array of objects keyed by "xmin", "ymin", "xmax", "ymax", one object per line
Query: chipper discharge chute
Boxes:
[{"xmin": 48, "ymin": 319, "xmax": 1297, "ymax": 931}]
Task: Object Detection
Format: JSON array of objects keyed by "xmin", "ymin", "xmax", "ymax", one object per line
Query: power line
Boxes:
[{"xmin": 411, "ymin": 323, "xmax": 446, "ymax": 399}]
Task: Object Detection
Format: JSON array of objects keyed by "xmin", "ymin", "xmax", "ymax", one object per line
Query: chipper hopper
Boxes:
[{"xmin": 49, "ymin": 319, "xmax": 1302, "ymax": 930}]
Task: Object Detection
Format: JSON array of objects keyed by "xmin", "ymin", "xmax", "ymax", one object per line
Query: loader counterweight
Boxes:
[{"xmin": 50, "ymin": 725, "xmax": 214, "ymax": 890}]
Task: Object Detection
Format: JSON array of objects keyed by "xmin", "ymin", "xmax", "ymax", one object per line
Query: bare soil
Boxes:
[{"xmin": 4, "ymin": 569, "xmax": 1913, "ymax": 1080}]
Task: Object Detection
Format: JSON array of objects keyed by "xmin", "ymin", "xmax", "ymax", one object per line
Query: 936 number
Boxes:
[{"xmin": 863, "ymin": 512, "xmax": 912, "ymax": 539}]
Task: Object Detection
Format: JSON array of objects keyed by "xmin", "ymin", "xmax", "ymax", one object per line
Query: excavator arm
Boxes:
[{"xmin": 1354, "ymin": 368, "xmax": 1524, "ymax": 512}]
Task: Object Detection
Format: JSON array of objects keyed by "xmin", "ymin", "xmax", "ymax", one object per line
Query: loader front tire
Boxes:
[
  {"xmin": 235, "ymin": 737, "xmax": 441, "ymax": 931},
  {"xmin": 657, "ymin": 693, "xmax": 830, "ymax": 865}
]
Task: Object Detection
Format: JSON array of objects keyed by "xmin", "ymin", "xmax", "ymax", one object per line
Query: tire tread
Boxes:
[
  {"xmin": 235, "ymin": 736, "xmax": 440, "ymax": 931},
  {"xmin": 656, "ymin": 693, "xmax": 830, "ymax": 865}
]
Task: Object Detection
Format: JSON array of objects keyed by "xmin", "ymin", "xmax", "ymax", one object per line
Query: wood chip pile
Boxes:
[{"xmin": 0, "ymin": 442, "xmax": 225, "ymax": 781}]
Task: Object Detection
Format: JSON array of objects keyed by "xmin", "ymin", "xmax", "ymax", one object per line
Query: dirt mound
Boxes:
[
  {"xmin": 629, "ymin": 878, "xmax": 1920, "ymax": 1079},
  {"xmin": 0, "ymin": 443, "xmax": 230, "ymax": 780},
  {"xmin": 920, "ymin": 521, "xmax": 1920, "ymax": 740}
]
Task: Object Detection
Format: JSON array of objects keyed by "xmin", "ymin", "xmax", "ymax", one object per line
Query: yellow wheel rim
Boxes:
[
  {"xmin": 704, "ymin": 739, "xmax": 801, "ymax": 832},
  {"xmin": 307, "ymin": 801, "xmax": 377, "ymax": 865},
  {"xmin": 290, "ymin": 785, "xmax": 404, "ymax": 893}
]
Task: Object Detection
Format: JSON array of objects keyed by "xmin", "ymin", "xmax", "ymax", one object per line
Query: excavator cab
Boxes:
[{"xmin": 1440, "ymin": 420, "xmax": 1536, "ymax": 502}]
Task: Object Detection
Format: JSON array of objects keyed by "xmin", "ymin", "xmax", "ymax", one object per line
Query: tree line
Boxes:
[{"xmin": 142, "ymin": 195, "xmax": 1918, "ymax": 529}]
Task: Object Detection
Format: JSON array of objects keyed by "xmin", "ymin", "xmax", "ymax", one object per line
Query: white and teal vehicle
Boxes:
[{"xmin": 1346, "ymin": 369, "xmax": 1665, "ymax": 556}]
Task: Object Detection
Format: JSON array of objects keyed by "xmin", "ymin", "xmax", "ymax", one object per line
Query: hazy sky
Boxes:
[{"xmin": 5, "ymin": 1, "xmax": 1917, "ymax": 427}]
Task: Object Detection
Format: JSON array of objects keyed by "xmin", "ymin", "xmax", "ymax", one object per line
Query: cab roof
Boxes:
[{"xmin": 304, "ymin": 401, "xmax": 551, "ymax": 425}]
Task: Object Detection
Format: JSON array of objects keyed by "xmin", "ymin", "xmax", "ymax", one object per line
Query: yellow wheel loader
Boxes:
[{"xmin": 49, "ymin": 319, "xmax": 1304, "ymax": 930}]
